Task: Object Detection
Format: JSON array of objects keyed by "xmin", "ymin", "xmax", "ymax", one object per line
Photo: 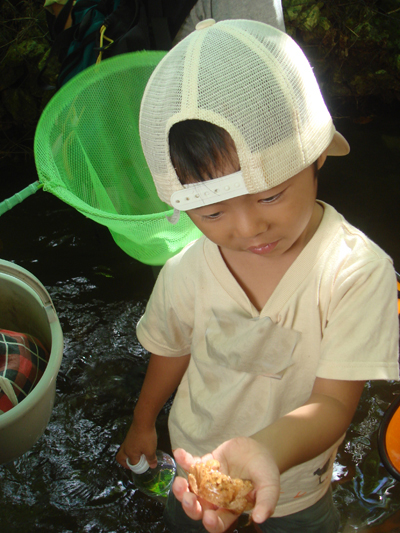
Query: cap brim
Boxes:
[{"xmin": 327, "ymin": 131, "xmax": 350, "ymax": 156}]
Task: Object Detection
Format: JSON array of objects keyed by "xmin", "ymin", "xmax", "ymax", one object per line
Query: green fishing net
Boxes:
[{"xmin": 34, "ymin": 51, "xmax": 202, "ymax": 266}]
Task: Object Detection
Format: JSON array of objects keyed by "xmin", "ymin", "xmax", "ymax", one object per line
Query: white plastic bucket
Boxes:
[{"xmin": 0, "ymin": 259, "xmax": 63, "ymax": 464}]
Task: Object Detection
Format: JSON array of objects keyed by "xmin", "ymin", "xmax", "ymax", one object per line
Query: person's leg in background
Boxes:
[{"xmin": 173, "ymin": 0, "xmax": 285, "ymax": 44}]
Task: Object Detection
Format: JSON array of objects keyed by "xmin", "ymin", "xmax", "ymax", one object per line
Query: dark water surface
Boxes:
[{"xmin": 0, "ymin": 113, "xmax": 399, "ymax": 532}]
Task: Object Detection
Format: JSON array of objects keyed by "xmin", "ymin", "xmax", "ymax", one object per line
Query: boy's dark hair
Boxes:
[
  {"xmin": 169, "ymin": 119, "xmax": 320, "ymax": 185},
  {"xmin": 169, "ymin": 120, "xmax": 240, "ymax": 184}
]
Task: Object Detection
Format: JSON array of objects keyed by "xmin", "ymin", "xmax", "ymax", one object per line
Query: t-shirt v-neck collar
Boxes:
[{"xmin": 203, "ymin": 202, "xmax": 341, "ymax": 318}]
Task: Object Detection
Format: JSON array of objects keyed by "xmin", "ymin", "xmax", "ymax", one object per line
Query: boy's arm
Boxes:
[
  {"xmin": 172, "ymin": 378, "xmax": 365, "ymax": 533},
  {"xmin": 251, "ymin": 377, "xmax": 365, "ymax": 473},
  {"xmin": 116, "ymin": 353, "xmax": 190, "ymax": 469}
]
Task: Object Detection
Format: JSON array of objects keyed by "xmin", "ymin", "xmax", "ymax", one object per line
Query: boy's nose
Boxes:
[{"xmin": 235, "ymin": 210, "xmax": 268, "ymax": 239}]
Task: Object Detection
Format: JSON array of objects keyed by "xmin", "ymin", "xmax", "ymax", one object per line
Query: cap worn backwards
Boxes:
[{"xmin": 139, "ymin": 19, "xmax": 350, "ymax": 212}]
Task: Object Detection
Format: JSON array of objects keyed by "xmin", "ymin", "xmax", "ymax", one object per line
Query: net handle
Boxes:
[{"xmin": 0, "ymin": 181, "xmax": 42, "ymax": 216}]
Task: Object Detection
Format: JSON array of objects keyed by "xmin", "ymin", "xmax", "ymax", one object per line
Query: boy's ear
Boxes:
[{"xmin": 317, "ymin": 149, "xmax": 329, "ymax": 170}]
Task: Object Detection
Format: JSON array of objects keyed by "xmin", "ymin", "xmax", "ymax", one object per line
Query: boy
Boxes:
[{"xmin": 116, "ymin": 20, "xmax": 399, "ymax": 533}]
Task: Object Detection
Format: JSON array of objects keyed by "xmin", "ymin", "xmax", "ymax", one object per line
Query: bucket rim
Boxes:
[{"xmin": 0, "ymin": 260, "xmax": 63, "ymax": 427}]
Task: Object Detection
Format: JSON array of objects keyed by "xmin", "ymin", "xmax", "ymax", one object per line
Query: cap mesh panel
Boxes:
[{"xmin": 139, "ymin": 20, "xmax": 335, "ymax": 204}]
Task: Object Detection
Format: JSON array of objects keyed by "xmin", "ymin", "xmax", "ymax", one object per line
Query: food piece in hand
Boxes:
[{"xmin": 188, "ymin": 459, "xmax": 254, "ymax": 514}]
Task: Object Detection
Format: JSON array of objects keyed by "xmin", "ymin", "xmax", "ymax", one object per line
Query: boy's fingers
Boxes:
[
  {"xmin": 252, "ymin": 503, "xmax": 272, "ymax": 525},
  {"xmin": 116, "ymin": 447, "xmax": 158, "ymax": 471},
  {"xmin": 251, "ymin": 485, "xmax": 279, "ymax": 524},
  {"xmin": 181, "ymin": 491, "xmax": 204, "ymax": 521},
  {"xmin": 172, "ymin": 475, "xmax": 202, "ymax": 519},
  {"xmin": 172, "ymin": 475, "xmax": 189, "ymax": 499},
  {"xmin": 202, "ymin": 509, "xmax": 237, "ymax": 533},
  {"xmin": 173, "ymin": 448, "xmax": 197, "ymax": 471},
  {"xmin": 145, "ymin": 452, "xmax": 158, "ymax": 468},
  {"xmin": 173, "ymin": 447, "xmax": 215, "ymax": 472},
  {"xmin": 116, "ymin": 448, "xmax": 135, "ymax": 469}
]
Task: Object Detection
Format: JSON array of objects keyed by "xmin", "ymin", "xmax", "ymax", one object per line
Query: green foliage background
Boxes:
[
  {"xmin": 1, "ymin": 0, "xmax": 400, "ymax": 160},
  {"xmin": 283, "ymin": 0, "xmax": 400, "ymax": 108}
]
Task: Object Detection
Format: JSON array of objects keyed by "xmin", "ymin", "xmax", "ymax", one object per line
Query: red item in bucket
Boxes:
[{"xmin": 0, "ymin": 329, "xmax": 49, "ymax": 414}]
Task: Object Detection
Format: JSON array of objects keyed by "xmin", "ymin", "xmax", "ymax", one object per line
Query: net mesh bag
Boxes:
[{"xmin": 34, "ymin": 51, "xmax": 202, "ymax": 266}]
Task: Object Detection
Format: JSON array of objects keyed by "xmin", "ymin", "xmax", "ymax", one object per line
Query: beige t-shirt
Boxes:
[{"xmin": 137, "ymin": 202, "xmax": 399, "ymax": 516}]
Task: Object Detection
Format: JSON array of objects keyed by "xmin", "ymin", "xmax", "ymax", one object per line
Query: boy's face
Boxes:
[{"xmin": 186, "ymin": 159, "xmax": 324, "ymax": 260}]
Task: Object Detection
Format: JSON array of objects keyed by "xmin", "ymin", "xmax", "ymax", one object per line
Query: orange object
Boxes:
[
  {"xmin": 378, "ymin": 394, "xmax": 400, "ymax": 481},
  {"xmin": 379, "ymin": 275, "xmax": 400, "ymax": 478},
  {"xmin": 386, "ymin": 401, "xmax": 400, "ymax": 473},
  {"xmin": 397, "ymin": 280, "xmax": 400, "ymax": 315}
]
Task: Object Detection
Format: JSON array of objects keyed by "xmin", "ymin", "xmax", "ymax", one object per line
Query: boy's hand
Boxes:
[
  {"xmin": 115, "ymin": 353, "xmax": 191, "ymax": 471},
  {"xmin": 172, "ymin": 437, "xmax": 280, "ymax": 533},
  {"xmin": 116, "ymin": 418, "xmax": 158, "ymax": 469}
]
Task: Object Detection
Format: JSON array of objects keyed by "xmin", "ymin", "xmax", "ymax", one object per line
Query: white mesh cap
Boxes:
[{"xmin": 139, "ymin": 19, "xmax": 349, "ymax": 209}]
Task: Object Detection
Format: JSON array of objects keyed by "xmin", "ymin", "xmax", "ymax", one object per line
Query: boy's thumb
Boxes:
[{"xmin": 251, "ymin": 486, "xmax": 279, "ymax": 524}]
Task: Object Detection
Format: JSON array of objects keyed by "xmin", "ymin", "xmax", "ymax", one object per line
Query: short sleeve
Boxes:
[
  {"xmin": 318, "ymin": 258, "xmax": 399, "ymax": 380},
  {"xmin": 136, "ymin": 260, "xmax": 194, "ymax": 357}
]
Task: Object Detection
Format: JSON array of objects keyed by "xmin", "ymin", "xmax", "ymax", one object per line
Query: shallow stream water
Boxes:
[{"xmin": 0, "ymin": 112, "xmax": 399, "ymax": 532}]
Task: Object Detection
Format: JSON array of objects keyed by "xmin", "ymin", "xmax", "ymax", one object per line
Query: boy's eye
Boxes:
[
  {"xmin": 259, "ymin": 192, "xmax": 282, "ymax": 204},
  {"xmin": 203, "ymin": 211, "xmax": 222, "ymax": 220}
]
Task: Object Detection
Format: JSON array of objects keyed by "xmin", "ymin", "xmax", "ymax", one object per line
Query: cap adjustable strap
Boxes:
[{"xmin": 170, "ymin": 171, "xmax": 248, "ymax": 211}]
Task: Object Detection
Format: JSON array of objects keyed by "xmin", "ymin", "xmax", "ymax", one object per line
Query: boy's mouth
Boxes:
[{"xmin": 247, "ymin": 241, "xmax": 279, "ymax": 255}]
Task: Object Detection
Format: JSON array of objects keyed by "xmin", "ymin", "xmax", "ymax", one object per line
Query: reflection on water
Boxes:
[
  {"xmin": 0, "ymin": 114, "xmax": 399, "ymax": 532},
  {"xmin": 334, "ymin": 381, "xmax": 400, "ymax": 531}
]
